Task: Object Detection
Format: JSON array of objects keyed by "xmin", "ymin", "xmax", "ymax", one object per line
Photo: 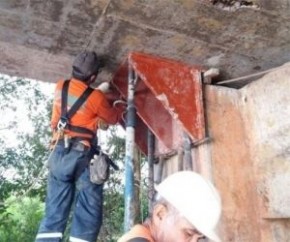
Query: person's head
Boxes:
[
  {"xmin": 148, "ymin": 171, "xmax": 221, "ymax": 242},
  {"xmin": 72, "ymin": 51, "xmax": 102, "ymax": 84}
]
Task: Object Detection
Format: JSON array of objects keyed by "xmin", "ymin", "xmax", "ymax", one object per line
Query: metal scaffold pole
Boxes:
[
  {"xmin": 183, "ymin": 132, "xmax": 193, "ymax": 171},
  {"xmin": 147, "ymin": 129, "xmax": 155, "ymax": 211},
  {"xmin": 124, "ymin": 64, "xmax": 137, "ymax": 232}
]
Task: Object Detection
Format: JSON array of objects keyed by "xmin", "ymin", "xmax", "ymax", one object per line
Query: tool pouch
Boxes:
[{"xmin": 89, "ymin": 153, "xmax": 110, "ymax": 184}]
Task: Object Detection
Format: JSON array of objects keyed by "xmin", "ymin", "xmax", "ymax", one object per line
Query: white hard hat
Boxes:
[{"xmin": 155, "ymin": 171, "xmax": 222, "ymax": 242}]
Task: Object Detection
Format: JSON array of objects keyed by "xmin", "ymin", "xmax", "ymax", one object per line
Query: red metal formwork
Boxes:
[{"xmin": 111, "ymin": 52, "xmax": 205, "ymax": 156}]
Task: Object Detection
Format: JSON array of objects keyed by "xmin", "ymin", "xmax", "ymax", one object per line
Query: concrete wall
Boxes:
[
  {"xmin": 241, "ymin": 63, "xmax": 290, "ymax": 241},
  {"xmin": 157, "ymin": 63, "xmax": 290, "ymax": 241},
  {"xmin": 205, "ymin": 85, "xmax": 261, "ymax": 241}
]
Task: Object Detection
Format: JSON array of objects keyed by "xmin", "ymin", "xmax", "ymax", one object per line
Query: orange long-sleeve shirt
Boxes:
[{"xmin": 51, "ymin": 78, "xmax": 121, "ymax": 140}]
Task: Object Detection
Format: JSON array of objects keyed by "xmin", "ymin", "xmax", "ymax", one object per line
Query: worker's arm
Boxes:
[
  {"xmin": 50, "ymin": 81, "xmax": 63, "ymax": 130},
  {"xmin": 94, "ymin": 91, "xmax": 124, "ymax": 125}
]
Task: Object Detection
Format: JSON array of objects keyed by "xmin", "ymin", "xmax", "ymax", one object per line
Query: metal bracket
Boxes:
[
  {"xmin": 191, "ymin": 137, "xmax": 211, "ymax": 147},
  {"xmin": 203, "ymin": 68, "xmax": 220, "ymax": 84},
  {"xmin": 57, "ymin": 116, "xmax": 68, "ymax": 131}
]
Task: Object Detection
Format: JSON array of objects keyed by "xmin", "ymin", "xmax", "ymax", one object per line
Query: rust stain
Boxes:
[
  {"xmin": 118, "ymin": 0, "xmax": 135, "ymax": 10},
  {"xmin": 179, "ymin": 0, "xmax": 196, "ymax": 9},
  {"xmin": 169, "ymin": 35, "xmax": 187, "ymax": 47},
  {"xmin": 120, "ymin": 35, "xmax": 141, "ymax": 46},
  {"xmin": 197, "ymin": 17, "xmax": 223, "ymax": 31}
]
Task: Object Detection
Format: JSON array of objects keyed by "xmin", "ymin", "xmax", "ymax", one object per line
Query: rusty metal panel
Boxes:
[
  {"xmin": 111, "ymin": 52, "xmax": 205, "ymax": 155},
  {"xmin": 129, "ymin": 52, "xmax": 205, "ymax": 141},
  {"xmin": 112, "ymin": 58, "xmax": 175, "ymax": 155}
]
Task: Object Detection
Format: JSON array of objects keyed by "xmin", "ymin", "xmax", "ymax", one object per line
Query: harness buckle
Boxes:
[
  {"xmin": 57, "ymin": 116, "xmax": 68, "ymax": 131},
  {"xmin": 64, "ymin": 134, "xmax": 71, "ymax": 149}
]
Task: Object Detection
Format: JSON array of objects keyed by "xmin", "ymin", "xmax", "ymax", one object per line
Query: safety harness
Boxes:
[
  {"xmin": 54, "ymin": 79, "xmax": 119, "ymax": 184},
  {"xmin": 57, "ymin": 80, "xmax": 95, "ymax": 143}
]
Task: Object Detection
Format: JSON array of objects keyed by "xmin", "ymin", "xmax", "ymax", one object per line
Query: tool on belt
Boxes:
[
  {"xmin": 88, "ymin": 139, "xmax": 119, "ymax": 184},
  {"xmin": 89, "ymin": 151, "xmax": 119, "ymax": 184}
]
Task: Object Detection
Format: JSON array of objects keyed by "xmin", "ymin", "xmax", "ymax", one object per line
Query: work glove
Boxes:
[
  {"xmin": 97, "ymin": 118, "xmax": 109, "ymax": 130},
  {"xmin": 96, "ymin": 82, "xmax": 110, "ymax": 93},
  {"xmin": 113, "ymin": 99, "xmax": 127, "ymax": 122}
]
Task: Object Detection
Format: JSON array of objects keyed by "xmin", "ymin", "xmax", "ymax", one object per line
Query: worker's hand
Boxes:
[
  {"xmin": 113, "ymin": 99, "xmax": 127, "ymax": 108},
  {"xmin": 113, "ymin": 100, "xmax": 127, "ymax": 122},
  {"xmin": 96, "ymin": 82, "xmax": 110, "ymax": 93},
  {"xmin": 113, "ymin": 100, "xmax": 127, "ymax": 114},
  {"xmin": 97, "ymin": 118, "xmax": 109, "ymax": 130}
]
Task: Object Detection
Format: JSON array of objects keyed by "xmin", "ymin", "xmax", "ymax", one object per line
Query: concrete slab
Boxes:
[{"xmin": 0, "ymin": 0, "xmax": 289, "ymax": 88}]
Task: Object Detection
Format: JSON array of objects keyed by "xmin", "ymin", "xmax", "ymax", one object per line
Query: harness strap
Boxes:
[
  {"xmin": 66, "ymin": 124, "xmax": 95, "ymax": 137},
  {"xmin": 60, "ymin": 80, "xmax": 95, "ymax": 139},
  {"xmin": 61, "ymin": 80, "xmax": 69, "ymax": 120}
]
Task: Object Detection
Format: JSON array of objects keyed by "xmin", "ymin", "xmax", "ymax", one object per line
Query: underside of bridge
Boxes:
[{"xmin": 0, "ymin": 0, "xmax": 290, "ymax": 88}]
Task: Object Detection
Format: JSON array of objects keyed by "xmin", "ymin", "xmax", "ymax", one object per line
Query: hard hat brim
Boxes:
[
  {"xmin": 202, "ymin": 230, "xmax": 221, "ymax": 242},
  {"xmin": 155, "ymin": 184, "xmax": 221, "ymax": 242},
  {"xmin": 154, "ymin": 171, "xmax": 222, "ymax": 242}
]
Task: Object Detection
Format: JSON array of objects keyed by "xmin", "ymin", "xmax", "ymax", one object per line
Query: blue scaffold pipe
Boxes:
[{"xmin": 124, "ymin": 64, "xmax": 137, "ymax": 232}]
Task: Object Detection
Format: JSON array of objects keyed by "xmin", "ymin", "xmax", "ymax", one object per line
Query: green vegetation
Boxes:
[
  {"xmin": 0, "ymin": 76, "xmax": 51, "ymax": 241},
  {"xmin": 0, "ymin": 196, "xmax": 44, "ymax": 242}
]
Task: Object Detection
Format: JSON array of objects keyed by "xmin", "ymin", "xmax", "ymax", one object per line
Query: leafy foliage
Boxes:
[
  {"xmin": 0, "ymin": 196, "xmax": 44, "ymax": 242},
  {"xmin": 0, "ymin": 75, "xmax": 53, "ymax": 241},
  {"xmin": 0, "ymin": 75, "xmax": 53, "ymax": 201}
]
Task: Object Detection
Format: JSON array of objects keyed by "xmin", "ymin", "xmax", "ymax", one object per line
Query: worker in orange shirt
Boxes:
[
  {"xmin": 36, "ymin": 51, "xmax": 122, "ymax": 242},
  {"xmin": 118, "ymin": 171, "xmax": 222, "ymax": 242}
]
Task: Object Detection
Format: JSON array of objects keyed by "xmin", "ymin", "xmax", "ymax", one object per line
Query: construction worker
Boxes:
[
  {"xmin": 118, "ymin": 171, "xmax": 222, "ymax": 242},
  {"xmin": 36, "ymin": 51, "xmax": 122, "ymax": 242}
]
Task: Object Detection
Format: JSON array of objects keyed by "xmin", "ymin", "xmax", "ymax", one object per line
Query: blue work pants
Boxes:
[{"xmin": 35, "ymin": 143, "xmax": 103, "ymax": 242}]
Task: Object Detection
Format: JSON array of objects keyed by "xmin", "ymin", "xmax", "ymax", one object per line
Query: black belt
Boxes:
[{"xmin": 57, "ymin": 139, "xmax": 90, "ymax": 152}]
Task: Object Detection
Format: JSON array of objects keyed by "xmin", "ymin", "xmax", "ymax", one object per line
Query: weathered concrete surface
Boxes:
[
  {"xmin": 0, "ymin": 41, "xmax": 72, "ymax": 82},
  {"xmin": 240, "ymin": 63, "xmax": 290, "ymax": 242},
  {"xmin": 241, "ymin": 63, "xmax": 290, "ymax": 219},
  {"xmin": 205, "ymin": 85, "xmax": 261, "ymax": 241},
  {"xmin": 0, "ymin": 0, "xmax": 290, "ymax": 87},
  {"xmin": 205, "ymin": 64, "xmax": 290, "ymax": 241},
  {"xmin": 157, "ymin": 63, "xmax": 290, "ymax": 241}
]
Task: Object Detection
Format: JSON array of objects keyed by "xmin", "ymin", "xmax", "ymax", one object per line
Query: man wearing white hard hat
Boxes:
[{"xmin": 118, "ymin": 171, "xmax": 222, "ymax": 242}]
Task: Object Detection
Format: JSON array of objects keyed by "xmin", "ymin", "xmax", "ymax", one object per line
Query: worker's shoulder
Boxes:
[
  {"xmin": 55, "ymin": 79, "xmax": 65, "ymax": 89},
  {"xmin": 118, "ymin": 225, "xmax": 153, "ymax": 242},
  {"xmin": 70, "ymin": 79, "xmax": 105, "ymax": 98},
  {"xmin": 90, "ymin": 88, "xmax": 106, "ymax": 100}
]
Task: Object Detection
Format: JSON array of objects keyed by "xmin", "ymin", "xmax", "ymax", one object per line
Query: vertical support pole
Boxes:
[
  {"xmin": 155, "ymin": 156, "xmax": 164, "ymax": 184},
  {"xmin": 133, "ymin": 147, "xmax": 141, "ymax": 224},
  {"xmin": 147, "ymin": 129, "xmax": 155, "ymax": 211},
  {"xmin": 183, "ymin": 132, "xmax": 193, "ymax": 170},
  {"xmin": 177, "ymin": 148, "xmax": 184, "ymax": 171},
  {"xmin": 124, "ymin": 64, "xmax": 137, "ymax": 232}
]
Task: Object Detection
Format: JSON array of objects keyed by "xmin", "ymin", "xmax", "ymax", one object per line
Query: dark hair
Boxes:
[{"xmin": 72, "ymin": 51, "xmax": 101, "ymax": 81}]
